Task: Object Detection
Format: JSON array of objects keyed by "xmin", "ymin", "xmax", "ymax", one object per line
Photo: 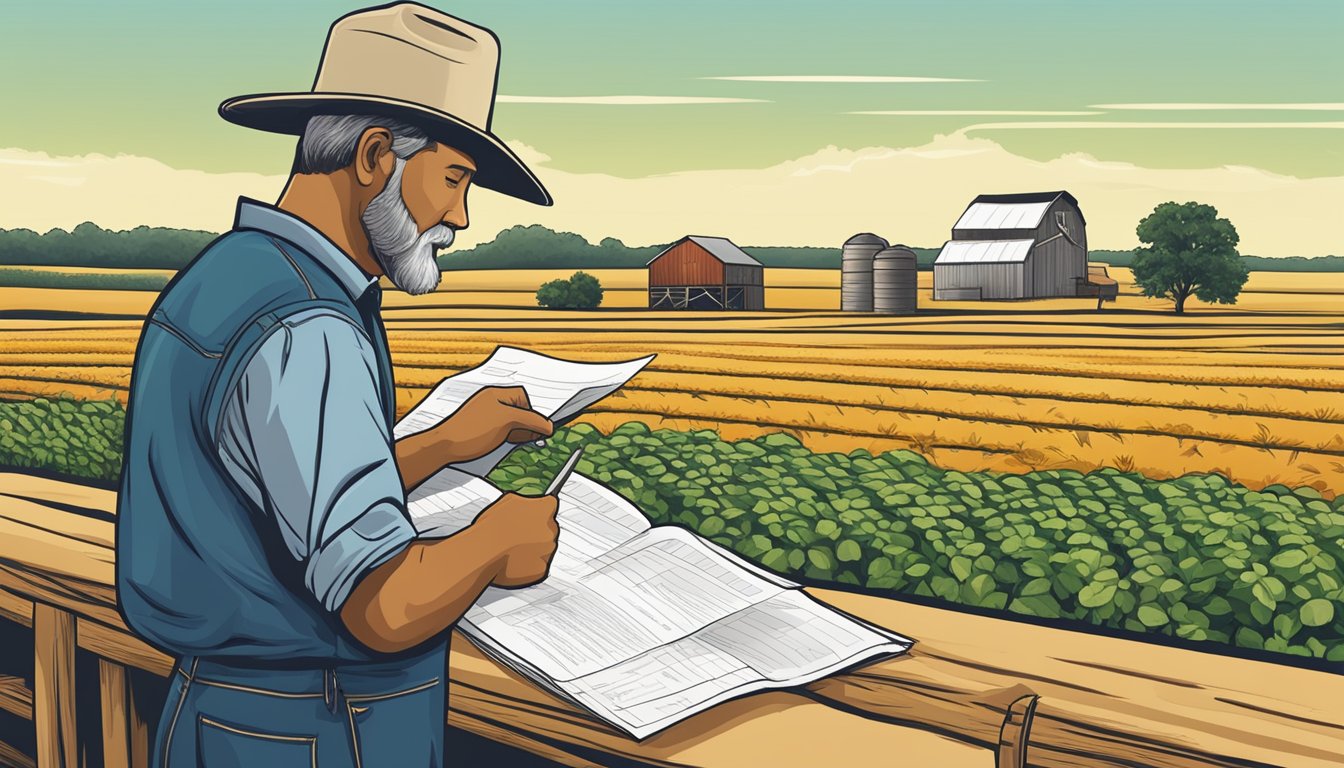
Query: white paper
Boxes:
[
  {"xmin": 405, "ymin": 467, "xmax": 502, "ymax": 538},
  {"xmin": 393, "ymin": 348, "xmax": 911, "ymax": 740},
  {"xmin": 465, "ymin": 526, "xmax": 794, "ymax": 682},
  {"xmin": 560, "ymin": 590, "xmax": 912, "ymax": 738},
  {"xmin": 393, "ymin": 346, "xmax": 655, "ymax": 477}
]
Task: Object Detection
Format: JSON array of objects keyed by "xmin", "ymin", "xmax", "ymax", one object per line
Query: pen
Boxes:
[{"xmin": 544, "ymin": 447, "xmax": 584, "ymax": 496}]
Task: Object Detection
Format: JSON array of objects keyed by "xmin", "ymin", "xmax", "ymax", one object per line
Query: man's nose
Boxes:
[{"xmin": 443, "ymin": 205, "xmax": 468, "ymax": 230}]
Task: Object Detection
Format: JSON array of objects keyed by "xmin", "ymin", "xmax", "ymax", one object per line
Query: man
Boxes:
[{"xmin": 116, "ymin": 5, "xmax": 560, "ymax": 765}]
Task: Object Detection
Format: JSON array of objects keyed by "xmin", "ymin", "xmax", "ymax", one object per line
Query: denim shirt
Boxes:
[
  {"xmin": 116, "ymin": 198, "xmax": 416, "ymax": 663},
  {"xmin": 217, "ymin": 202, "xmax": 414, "ymax": 614}
]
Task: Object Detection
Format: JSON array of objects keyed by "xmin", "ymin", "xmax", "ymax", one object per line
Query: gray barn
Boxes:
[{"xmin": 933, "ymin": 191, "xmax": 1088, "ymax": 300}]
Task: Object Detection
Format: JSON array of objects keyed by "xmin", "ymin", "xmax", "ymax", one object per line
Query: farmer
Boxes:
[{"xmin": 115, "ymin": 4, "xmax": 560, "ymax": 765}]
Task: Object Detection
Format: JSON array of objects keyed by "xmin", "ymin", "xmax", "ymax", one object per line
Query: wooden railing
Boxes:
[{"xmin": 1, "ymin": 471, "xmax": 1342, "ymax": 767}]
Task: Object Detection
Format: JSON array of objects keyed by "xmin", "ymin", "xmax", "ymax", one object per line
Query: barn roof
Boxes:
[
  {"xmin": 953, "ymin": 190, "xmax": 1085, "ymax": 230},
  {"xmin": 934, "ymin": 239, "xmax": 1035, "ymax": 265},
  {"xmin": 646, "ymin": 236, "xmax": 762, "ymax": 266}
]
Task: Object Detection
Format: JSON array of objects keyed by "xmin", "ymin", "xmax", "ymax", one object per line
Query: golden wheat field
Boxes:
[{"xmin": 1, "ymin": 268, "xmax": 1341, "ymax": 496}]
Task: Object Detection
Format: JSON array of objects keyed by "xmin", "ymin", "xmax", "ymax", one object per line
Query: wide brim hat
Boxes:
[{"xmin": 219, "ymin": 2, "xmax": 551, "ymax": 206}]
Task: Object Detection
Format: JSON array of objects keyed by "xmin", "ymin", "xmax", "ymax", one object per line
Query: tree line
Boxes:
[{"xmin": 0, "ymin": 220, "xmax": 1340, "ymax": 272}]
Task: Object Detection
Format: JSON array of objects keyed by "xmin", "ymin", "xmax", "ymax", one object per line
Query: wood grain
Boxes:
[
  {"xmin": 32, "ymin": 604, "xmax": 77, "ymax": 768},
  {"xmin": 0, "ymin": 676, "xmax": 33, "ymax": 721},
  {"xmin": 98, "ymin": 660, "xmax": 148, "ymax": 768},
  {"xmin": 0, "ymin": 738, "xmax": 36, "ymax": 768},
  {"xmin": 3, "ymin": 477, "xmax": 1343, "ymax": 768}
]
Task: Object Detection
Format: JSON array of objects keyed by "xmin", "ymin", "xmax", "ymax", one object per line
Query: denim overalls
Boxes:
[{"xmin": 117, "ymin": 208, "xmax": 446, "ymax": 767}]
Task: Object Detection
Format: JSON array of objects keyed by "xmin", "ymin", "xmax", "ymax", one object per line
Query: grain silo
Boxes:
[
  {"xmin": 873, "ymin": 245, "xmax": 918, "ymax": 313},
  {"xmin": 841, "ymin": 233, "xmax": 886, "ymax": 311}
]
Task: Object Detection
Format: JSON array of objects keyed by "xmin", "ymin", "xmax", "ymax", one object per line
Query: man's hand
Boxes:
[
  {"xmin": 476, "ymin": 492, "xmax": 561, "ymax": 588},
  {"xmin": 433, "ymin": 385, "xmax": 554, "ymax": 463}
]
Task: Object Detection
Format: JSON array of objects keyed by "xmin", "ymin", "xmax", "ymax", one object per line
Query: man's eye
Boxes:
[{"xmin": 445, "ymin": 176, "xmax": 461, "ymax": 188}]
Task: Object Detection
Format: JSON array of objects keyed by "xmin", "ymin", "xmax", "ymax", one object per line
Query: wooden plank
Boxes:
[
  {"xmin": 33, "ymin": 603, "xmax": 77, "ymax": 768},
  {"xmin": 4, "ymin": 478, "xmax": 1344, "ymax": 768},
  {"xmin": 804, "ymin": 589, "xmax": 1344, "ymax": 768},
  {"xmin": 0, "ymin": 586, "xmax": 31, "ymax": 627},
  {"xmin": 98, "ymin": 661, "xmax": 148, "ymax": 768},
  {"xmin": 0, "ymin": 474, "xmax": 116, "ymax": 515},
  {"xmin": 996, "ymin": 694, "xmax": 1038, "ymax": 768},
  {"xmin": 0, "ymin": 493, "xmax": 115, "ymax": 550},
  {"xmin": 77, "ymin": 619, "xmax": 172, "ymax": 679},
  {"xmin": 0, "ymin": 738, "xmax": 36, "ymax": 768},
  {"xmin": 0, "ymin": 565, "xmax": 123, "ymax": 631},
  {"xmin": 0, "ymin": 675, "xmax": 33, "ymax": 721},
  {"xmin": 0, "ymin": 502, "xmax": 116, "ymax": 581},
  {"xmin": 448, "ymin": 637, "xmax": 991, "ymax": 767}
]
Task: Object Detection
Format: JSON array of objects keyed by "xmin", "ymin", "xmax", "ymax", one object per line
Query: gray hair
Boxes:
[{"xmin": 294, "ymin": 114, "xmax": 433, "ymax": 174}]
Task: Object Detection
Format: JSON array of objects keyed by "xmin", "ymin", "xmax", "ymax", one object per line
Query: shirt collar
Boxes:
[{"xmin": 234, "ymin": 197, "xmax": 379, "ymax": 302}]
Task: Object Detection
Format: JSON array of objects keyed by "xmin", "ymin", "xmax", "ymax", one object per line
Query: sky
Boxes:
[{"xmin": 1, "ymin": 0, "xmax": 1341, "ymax": 255}]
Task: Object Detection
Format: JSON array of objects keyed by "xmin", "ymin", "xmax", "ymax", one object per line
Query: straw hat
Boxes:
[{"xmin": 219, "ymin": 3, "xmax": 551, "ymax": 206}]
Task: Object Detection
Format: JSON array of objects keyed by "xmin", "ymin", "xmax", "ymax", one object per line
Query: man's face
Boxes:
[{"xmin": 362, "ymin": 142, "xmax": 474, "ymax": 295}]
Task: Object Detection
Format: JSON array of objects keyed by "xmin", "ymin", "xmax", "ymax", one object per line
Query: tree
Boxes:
[
  {"xmin": 1130, "ymin": 202, "xmax": 1248, "ymax": 314},
  {"xmin": 536, "ymin": 270, "xmax": 604, "ymax": 309}
]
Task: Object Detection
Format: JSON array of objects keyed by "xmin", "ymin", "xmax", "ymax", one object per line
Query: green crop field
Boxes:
[{"xmin": 5, "ymin": 395, "xmax": 1342, "ymax": 662}]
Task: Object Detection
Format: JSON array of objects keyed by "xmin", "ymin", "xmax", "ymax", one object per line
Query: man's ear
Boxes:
[{"xmin": 354, "ymin": 127, "xmax": 395, "ymax": 188}]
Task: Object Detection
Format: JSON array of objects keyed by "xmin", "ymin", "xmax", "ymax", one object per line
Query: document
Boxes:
[
  {"xmin": 407, "ymin": 467, "xmax": 913, "ymax": 739},
  {"xmin": 399, "ymin": 348, "xmax": 913, "ymax": 739},
  {"xmin": 394, "ymin": 346, "xmax": 655, "ymax": 477}
]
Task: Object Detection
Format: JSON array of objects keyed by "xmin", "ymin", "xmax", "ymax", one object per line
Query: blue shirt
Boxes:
[{"xmin": 216, "ymin": 201, "xmax": 416, "ymax": 613}]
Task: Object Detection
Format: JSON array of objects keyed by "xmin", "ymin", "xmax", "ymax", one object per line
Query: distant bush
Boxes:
[{"xmin": 536, "ymin": 270, "xmax": 604, "ymax": 309}]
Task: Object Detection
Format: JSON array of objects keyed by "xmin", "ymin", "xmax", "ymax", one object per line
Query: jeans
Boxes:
[{"xmin": 153, "ymin": 643, "xmax": 447, "ymax": 767}]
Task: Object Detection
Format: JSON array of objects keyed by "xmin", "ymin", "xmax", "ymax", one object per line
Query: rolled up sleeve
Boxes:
[{"xmin": 217, "ymin": 309, "xmax": 415, "ymax": 613}]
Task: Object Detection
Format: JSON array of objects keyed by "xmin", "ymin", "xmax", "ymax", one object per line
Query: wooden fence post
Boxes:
[
  {"xmin": 996, "ymin": 693, "xmax": 1040, "ymax": 768},
  {"xmin": 33, "ymin": 603, "xmax": 77, "ymax": 768},
  {"xmin": 99, "ymin": 660, "xmax": 148, "ymax": 768}
]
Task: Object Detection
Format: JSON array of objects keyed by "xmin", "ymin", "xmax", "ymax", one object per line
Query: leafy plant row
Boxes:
[
  {"xmin": 490, "ymin": 422, "xmax": 1344, "ymax": 661},
  {"xmin": 4, "ymin": 397, "xmax": 1340, "ymax": 660},
  {"xmin": 0, "ymin": 397, "xmax": 124, "ymax": 480}
]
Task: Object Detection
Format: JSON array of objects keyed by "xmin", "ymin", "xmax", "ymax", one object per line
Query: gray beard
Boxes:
[{"xmin": 362, "ymin": 156, "xmax": 455, "ymax": 295}]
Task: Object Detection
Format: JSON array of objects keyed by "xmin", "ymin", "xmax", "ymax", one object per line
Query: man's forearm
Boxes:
[
  {"xmin": 395, "ymin": 427, "xmax": 469, "ymax": 491},
  {"xmin": 340, "ymin": 524, "xmax": 504, "ymax": 653}
]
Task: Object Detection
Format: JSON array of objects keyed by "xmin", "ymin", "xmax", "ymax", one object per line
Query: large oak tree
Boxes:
[{"xmin": 1131, "ymin": 202, "xmax": 1248, "ymax": 314}]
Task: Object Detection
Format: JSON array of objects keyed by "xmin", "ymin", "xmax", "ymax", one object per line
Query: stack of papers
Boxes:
[{"xmin": 399, "ymin": 347, "xmax": 914, "ymax": 739}]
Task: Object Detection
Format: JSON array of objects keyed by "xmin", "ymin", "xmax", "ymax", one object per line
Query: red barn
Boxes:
[{"xmin": 646, "ymin": 235, "xmax": 765, "ymax": 310}]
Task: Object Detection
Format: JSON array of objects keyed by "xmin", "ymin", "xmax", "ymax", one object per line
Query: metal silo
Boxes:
[
  {"xmin": 874, "ymin": 245, "xmax": 919, "ymax": 313},
  {"xmin": 841, "ymin": 233, "xmax": 886, "ymax": 311}
]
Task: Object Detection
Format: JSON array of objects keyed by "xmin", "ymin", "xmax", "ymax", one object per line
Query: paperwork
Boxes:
[
  {"xmin": 398, "ymin": 348, "xmax": 912, "ymax": 738},
  {"xmin": 397, "ymin": 349, "xmax": 913, "ymax": 737},
  {"xmin": 406, "ymin": 470, "xmax": 913, "ymax": 739},
  {"xmin": 394, "ymin": 346, "xmax": 655, "ymax": 477}
]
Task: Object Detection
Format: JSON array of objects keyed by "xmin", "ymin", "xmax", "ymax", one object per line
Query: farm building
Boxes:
[
  {"xmin": 933, "ymin": 190, "xmax": 1091, "ymax": 300},
  {"xmin": 647, "ymin": 235, "xmax": 765, "ymax": 310}
]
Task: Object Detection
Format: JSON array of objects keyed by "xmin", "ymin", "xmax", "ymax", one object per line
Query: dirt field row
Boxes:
[{"xmin": 1, "ymin": 270, "xmax": 1340, "ymax": 495}]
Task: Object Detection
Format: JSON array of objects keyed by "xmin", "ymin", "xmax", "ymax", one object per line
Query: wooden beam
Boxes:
[
  {"xmin": 99, "ymin": 661, "xmax": 148, "ymax": 768},
  {"xmin": 0, "ymin": 674, "xmax": 33, "ymax": 721},
  {"xmin": 0, "ymin": 585, "xmax": 32, "ymax": 627},
  {"xmin": 4, "ymin": 477, "xmax": 1344, "ymax": 768},
  {"xmin": 0, "ymin": 738, "xmax": 36, "ymax": 768},
  {"xmin": 77, "ymin": 619, "xmax": 173, "ymax": 679},
  {"xmin": 33, "ymin": 603, "xmax": 77, "ymax": 768},
  {"xmin": 996, "ymin": 694, "xmax": 1038, "ymax": 768}
]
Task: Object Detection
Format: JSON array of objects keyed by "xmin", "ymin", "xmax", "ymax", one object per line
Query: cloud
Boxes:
[
  {"xmin": 497, "ymin": 95, "xmax": 767, "ymax": 105},
  {"xmin": 959, "ymin": 121, "xmax": 1344, "ymax": 131},
  {"xmin": 3, "ymin": 136, "xmax": 1341, "ymax": 257},
  {"xmin": 1092, "ymin": 103, "xmax": 1344, "ymax": 111},
  {"xmin": 850, "ymin": 110, "xmax": 1102, "ymax": 116},
  {"xmin": 702, "ymin": 75, "xmax": 982, "ymax": 83}
]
